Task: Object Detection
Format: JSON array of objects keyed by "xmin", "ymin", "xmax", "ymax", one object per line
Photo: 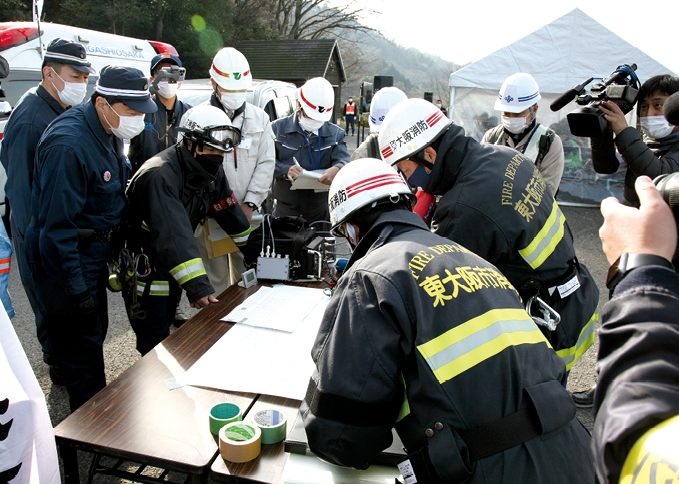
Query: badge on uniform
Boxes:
[
  {"xmin": 102, "ymin": 171, "xmax": 112, "ymax": 182},
  {"xmin": 239, "ymin": 136, "xmax": 252, "ymax": 150}
]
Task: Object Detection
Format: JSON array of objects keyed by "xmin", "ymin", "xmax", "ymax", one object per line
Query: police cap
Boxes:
[
  {"xmin": 95, "ymin": 65, "xmax": 157, "ymax": 114},
  {"xmin": 43, "ymin": 37, "xmax": 96, "ymax": 74}
]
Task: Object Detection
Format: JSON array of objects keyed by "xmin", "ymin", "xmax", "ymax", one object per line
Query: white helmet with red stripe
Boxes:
[
  {"xmin": 209, "ymin": 47, "xmax": 252, "ymax": 91},
  {"xmin": 328, "ymin": 158, "xmax": 416, "ymax": 236},
  {"xmin": 299, "ymin": 77, "xmax": 334, "ymax": 122},
  {"xmin": 378, "ymin": 98, "xmax": 452, "ymax": 166}
]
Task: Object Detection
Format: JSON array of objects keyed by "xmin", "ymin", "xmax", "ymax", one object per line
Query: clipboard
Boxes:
[
  {"xmin": 290, "ymin": 169, "xmax": 330, "ymax": 191},
  {"xmin": 202, "ymin": 217, "xmax": 239, "ymax": 258}
]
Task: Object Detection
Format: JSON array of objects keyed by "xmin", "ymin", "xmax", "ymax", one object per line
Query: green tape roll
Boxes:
[
  {"xmin": 251, "ymin": 409, "xmax": 287, "ymax": 444},
  {"xmin": 209, "ymin": 402, "xmax": 242, "ymax": 435}
]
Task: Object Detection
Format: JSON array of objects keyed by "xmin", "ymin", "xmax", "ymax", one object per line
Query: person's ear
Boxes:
[{"xmin": 423, "ymin": 146, "xmax": 437, "ymax": 164}]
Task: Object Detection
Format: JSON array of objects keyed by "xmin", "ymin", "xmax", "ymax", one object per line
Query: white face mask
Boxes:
[
  {"xmin": 299, "ymin": 113, "xmax": 325, "ymax": 132},
  {"xmin": 640, "ymin": 115, "xmax": 675, "ymax": 140},
  {"xmin": 502, "ymin": 115, "xmax": 528, "ymax": 135},
  {"xmin": 51, "ymin": 68, "xmax": 87, "ymax": 106},
  {"xmin": 105, "ymin": 100, "xmax": 145, "ymax": 139},
  {"xmin": 157, "ymin": 81, "xmax": 178, "ymax": 99},
  {"xmin": 219, "ymin": 91, "xmax": 246, "ymax": 112}
]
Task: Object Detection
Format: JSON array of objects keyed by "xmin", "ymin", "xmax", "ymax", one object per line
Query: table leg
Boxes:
[{"xmin": 59, "ymin": 445, "xmax": 80, "ymax": 484}]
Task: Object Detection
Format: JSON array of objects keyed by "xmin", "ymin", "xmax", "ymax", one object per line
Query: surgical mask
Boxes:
[
  {"xmin": 436, "ymin": 103, "xmax": 442, "ymax": 109},
  {"xmin": 502, "ymin": 115, "xmax": 528, "ymax": 135},
  {"xmin": 640, "ymin": 115, "xmax": 675, "ymax": 140},
  {"xmin": 50, "ymin": 68, "xmax": 87, "ymax": 106},
  {"xmin": 219, "ymin": 91, "xmax": 246, "ymax": 112},
  {"xmin": 299, "ymin": 114, "xmax": 325, "ymax": 132},
  {"xmin": 157, "ymin": 81, "xmax": 178, "ymax": 99},
  {"xmin": 105, "ymin": 100, "xmax": 145, "ymax": 139}
]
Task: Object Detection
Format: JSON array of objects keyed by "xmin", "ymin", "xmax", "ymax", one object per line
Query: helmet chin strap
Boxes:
[{"xmin": 409, "ymin": 151, "xmax": 435, "ymax": 171}]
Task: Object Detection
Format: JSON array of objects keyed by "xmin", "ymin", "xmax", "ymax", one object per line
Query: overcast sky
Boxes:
[{"xmin": 344, "ymin": 0, "xmax": 679, "ymax": 76}]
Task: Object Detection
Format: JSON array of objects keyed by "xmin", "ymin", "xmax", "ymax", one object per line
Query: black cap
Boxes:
[
  {"xmin": 95, "ymin": 65, "xmax": 157, "ymax": 114},
  {"xmin": 44, "ymin": 38, "xmax": 96, "ymax": 74},
  {"xmin": 150, "ymin": 53, "xmax": 182, "ymax": 75}
]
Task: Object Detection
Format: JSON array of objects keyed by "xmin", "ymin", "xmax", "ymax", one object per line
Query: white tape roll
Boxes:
[{"xmin": 219, "ymin": 422, "xmax": 262, "ymax": 463}]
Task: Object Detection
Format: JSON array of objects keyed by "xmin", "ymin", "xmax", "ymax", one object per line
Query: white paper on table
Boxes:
[
  {"xmin": 222, "ymin": 285, "xmax": 326, "ymax": 333},
  {"xmin": 291, "ymin": 169, "xmax": 329, "ymax": 191},
  {"xmin": 179, "ymin": 291, "xmax": 330, "ymax": 400}
]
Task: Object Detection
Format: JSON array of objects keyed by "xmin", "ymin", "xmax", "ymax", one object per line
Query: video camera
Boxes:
[
  {"xmin": 550, "ymin": 64, "xmax": 640, "ymax": 138},
  {"xmin": 148, "ymin": 65, "xmax": 186, "ymax": 95},
  {"xmin": 654, "ymin": 173, "xmax": 679, "ymax": 220}
]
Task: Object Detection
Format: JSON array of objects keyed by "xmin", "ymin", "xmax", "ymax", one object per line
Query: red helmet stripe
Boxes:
[
  {"xmin": 300, "ymin": 89, "xmax": 317, "ymax": 110},
  {"xmin": 381, "ymin": 146, "xmax": 394, "ymax": 158},
  {"xmin": 346, "ymin": 174, "xmax": 406, "ymax": 198},
  {"xmin": 426, "ymin": 111, "xmax": 444, "ymax": 127},
  {"xmin": 211, "ymin": 63, "xmax": 230, "ymax": 78}
]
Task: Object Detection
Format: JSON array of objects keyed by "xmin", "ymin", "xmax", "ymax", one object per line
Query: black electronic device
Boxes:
[
  {"xmin": 148, "ymin": 65, "xmax": 186, "ymax": 95},
  {"xmin": 373, "ymin": 75, "xmax": 394, "ymax": 93},
  {"xmin": 424, "ymin": 91, "xmax": 434, "ymax": 103},
  {"xmin": 361, "ymin": 81, "xmax": 373, "ymax": 106},
  {"xmin": 242, "ymin": 216, "xmax": 326, "ymax": 281},
  {"xmin": 551, "ymin": 64, "xmax": 640, "ymax": 138}
]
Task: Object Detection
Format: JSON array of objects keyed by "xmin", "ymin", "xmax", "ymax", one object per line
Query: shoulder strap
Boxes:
[
  {"xmin": 368, "ymin": 135, "xmax": 380, "ymax": 158},
  {"xmin": 487, "ymin": 125, "xmax": 504, "ymax": 145},
  {"xmin": 535, "ymin": 130, "xmax": 555, "ymax": 168}
]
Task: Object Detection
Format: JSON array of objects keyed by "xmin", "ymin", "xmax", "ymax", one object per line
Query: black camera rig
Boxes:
[{"xmin": 551, "ymin": 64, "xmax": 640, "ymax": 138}]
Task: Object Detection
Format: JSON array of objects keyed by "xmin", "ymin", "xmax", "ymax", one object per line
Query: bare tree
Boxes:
[{"xmin": 236, "ymin": 0, "xmax": 376, "ymax": 40}]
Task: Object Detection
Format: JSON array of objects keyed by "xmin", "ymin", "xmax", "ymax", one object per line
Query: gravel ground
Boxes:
[{"xmin": 8, "ymin": 130, "xmax": 608, "ymax": 481}]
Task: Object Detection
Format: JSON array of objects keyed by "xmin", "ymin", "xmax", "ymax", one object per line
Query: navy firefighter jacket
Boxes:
[{"xmin": 29, "ymin": 101, "xmax": 129, "ymax": 295}]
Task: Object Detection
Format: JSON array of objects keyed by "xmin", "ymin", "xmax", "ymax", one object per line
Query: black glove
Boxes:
[{"xmin": 68, "ymin": 290, "xmax": 97, "ymax": 318}]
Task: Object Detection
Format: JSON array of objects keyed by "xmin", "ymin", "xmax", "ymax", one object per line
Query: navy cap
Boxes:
[
  {"xmin": 150, "ymin": 53, "xmax": 182, "ymax": 75},
  {"xmin": 95, "ymin": 65, "xmax": 157, "ymax": 114},
  {"xmin": 44, "ymin": 37, "xmax": 96, "ymax": 74}
]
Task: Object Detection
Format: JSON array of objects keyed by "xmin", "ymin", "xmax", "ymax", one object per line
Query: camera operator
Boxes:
[
  {"xmin": 593, "ymin": 175, "xmax": 679, "ymax": 483},
  {"xmin": 591, "ymin": 75, "xmax": 679, "ymax": 207}
]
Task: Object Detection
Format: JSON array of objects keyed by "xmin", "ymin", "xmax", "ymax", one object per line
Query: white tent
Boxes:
[{"xmin": 448, "ymin": 8, "xmax": 676, "ymax": 205}]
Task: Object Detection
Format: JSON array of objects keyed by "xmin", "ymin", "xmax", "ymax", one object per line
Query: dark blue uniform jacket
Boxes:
[
  {"xmin": 0, "ymin": 85, "xmax": 65, "ymax": 236},
  {"xmin": 29, "ymin": 101, "xmax": 128, "ymax": 295}
]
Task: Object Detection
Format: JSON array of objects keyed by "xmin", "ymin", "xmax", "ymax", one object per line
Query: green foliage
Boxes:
[{"xmin": 0, "ymin": 0, "xmax": 31, "ymax": 21}]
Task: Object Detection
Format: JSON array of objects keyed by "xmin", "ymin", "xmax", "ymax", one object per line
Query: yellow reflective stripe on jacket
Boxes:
[
  {"xmin": 556, "ymin": 306, "xmax": 598, "ymax": 371},
  {"xmin": 396, "ymin": 374, "xmax": 410, "ymax": 423},
  {"xmin": 169, "ymin": 258, "xmax": 206, "ymax": 285},
  {"xmin": 518, "ymin": 200, "xmax": 565, "ymax": 269},
  {"xmin": 230, "ymin": 226, "xmax": 252, "ymax": 247},
  {"xmin": 141, "ymin": 221, "xmax": 150, "ymax": 232},
  {"xmin": 417, "ymin": 308, "xmax": 547, "ymax": 384},
  {"xmin": 620, "ymin": 414, "xmax": 679, "ymax": 484},
  {"xmin": 136, "ymin": 280, "xmax": 170, "ymax": 296}
]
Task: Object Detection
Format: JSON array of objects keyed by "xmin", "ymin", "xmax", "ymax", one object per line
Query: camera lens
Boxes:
[{"xmin": 654, "ymin": 173, "xmax": 679, "ymax": 217}]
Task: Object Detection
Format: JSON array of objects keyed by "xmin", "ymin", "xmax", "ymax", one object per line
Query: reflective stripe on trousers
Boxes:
[
  {"xmin": 136, "ymin": 280, "xmax": 170, "ymax": 297},
  {"xmin": 555, "ymin": 306, "xmax": 598, "ymax": 371},
  {"xmin": 519, "ymin": 200, "xmax": 565, "ymax": 270},
  {"xmin": 417, "ymin": 308, "xmax": 549, "ymax": 384}
]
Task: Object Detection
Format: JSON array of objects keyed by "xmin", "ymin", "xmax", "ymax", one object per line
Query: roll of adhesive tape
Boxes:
[
  {"xmin": 251, "ymin": 409, "xmax": 287, "ymax": 444},
  {"xmin": 219, "ymin": 422, "xmax": 262, "ymax": 463},
  {"xmin": 209, "ymin": 403, "xmax": 242, "ymax": 435}
]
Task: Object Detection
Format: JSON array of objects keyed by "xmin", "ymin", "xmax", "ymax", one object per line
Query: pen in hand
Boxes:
[{"xmin": 291, "ymin": 157, "xmax": 303, "ymax": 181}]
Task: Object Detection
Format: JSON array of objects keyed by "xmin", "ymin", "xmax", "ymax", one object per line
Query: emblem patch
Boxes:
[
  {"xmin": 234, "ymin": 72, "xmax": 241, "ymax": 80},
  {"xmin": 103, "ymin": 171, "xmax": 112, "ymax": 182}
]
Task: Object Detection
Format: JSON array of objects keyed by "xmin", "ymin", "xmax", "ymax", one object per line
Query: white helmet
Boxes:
[
  {"xmin": 378, "ymin": 99, "xmax": 452, "ymax": 166},
  {"xmin": 494, "ymin": 73, "xmax": 541, "ymax": 113},
  {"xmin": 369, "ymin": 87, "xmax": 407, "ymax": 133},
  {"xmin": 209, "ymin": 47, "xmax": 252, "ymax": 91},
  {"xmin": 178, "ymin": 105, "xmax": 241, "ymax": 152},
  {"xmin": 299, "ymin": 77, "xmax": 334, "ymax": 122},
  {"xmin": 328, "ymin": 158, "xmax": 415, "ymax": 236}
]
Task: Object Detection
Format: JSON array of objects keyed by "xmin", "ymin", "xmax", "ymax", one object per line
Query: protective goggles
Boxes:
[{"xmin": 179, "ymin": 125, "xmax": 242, "ymax": 152}]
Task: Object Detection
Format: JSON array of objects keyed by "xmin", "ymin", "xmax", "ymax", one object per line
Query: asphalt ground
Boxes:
[{"xmin": 8, "ymin": 129, "xmax": 607, "ymax": 482}]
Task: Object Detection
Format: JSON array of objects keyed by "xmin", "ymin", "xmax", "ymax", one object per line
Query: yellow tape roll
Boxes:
[{"xmin": 219, "ymin": 422, "xmax": 262, "ymax": 463}]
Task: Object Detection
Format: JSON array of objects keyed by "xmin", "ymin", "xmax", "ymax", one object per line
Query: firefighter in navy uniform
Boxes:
[
  {"xmin": 25, "ymin": 65, "xmax": 157, "ymax": 411},
  {"xmin": 0, "ymin": 37, "xmax": 95, "ymax": 383},
  {"xmin": 379, "ymin": 99, "xmax": 599, "ymax": 377},
  {"xmin": 593, "ymin": 175, "xmax": 679, "ymax": 484},
  {"xmin": 127, "ymin": 53, "xmax": 191, "ymax": 174},
  {"xmin": 302, "ymin": 159, "xmax": 594, "ymax": 483},
  {"xmin": 123, "ymin": 105, "xmax": 252, "ymax": 355}
]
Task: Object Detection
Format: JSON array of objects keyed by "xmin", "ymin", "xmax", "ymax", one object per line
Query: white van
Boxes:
[{"xmin": 0, "ymin": 21, "xmax": 178, "ymax": 222}]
